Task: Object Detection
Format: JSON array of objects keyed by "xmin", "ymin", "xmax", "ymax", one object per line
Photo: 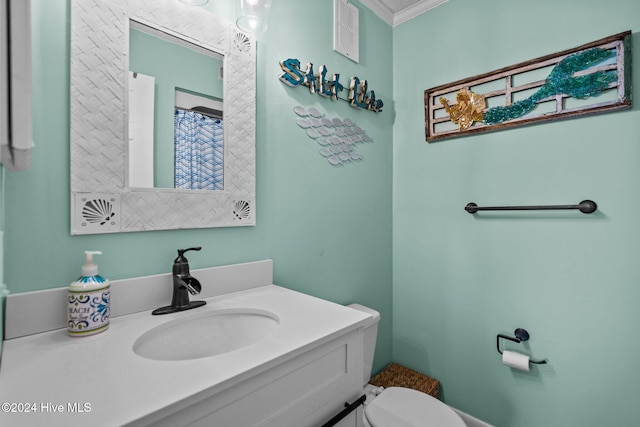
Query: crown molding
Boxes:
[
  {"xmin": 393, "ymin": 0, "xmax": 448, "ymax": 26},
  {"xmin": 358, "ymin": 0, "xmax": 448, "ymax": 27},
  {"xmin": 358, "ymin": 0, "xmax": 394, "ymax": 26}
]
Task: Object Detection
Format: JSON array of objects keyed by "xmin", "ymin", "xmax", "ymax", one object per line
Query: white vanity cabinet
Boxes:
[
  {"xmin": 0, "ymin": 261, "xmax": 369, "ymax": 427},
  {"xmin": 142, "ymin": 330, "xmax": 363, "ymax": 427}
]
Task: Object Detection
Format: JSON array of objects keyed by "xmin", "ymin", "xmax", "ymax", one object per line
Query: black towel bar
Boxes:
[{"xmin": 465, "ymin": 200, "xmax": 597, "ymax": 214}]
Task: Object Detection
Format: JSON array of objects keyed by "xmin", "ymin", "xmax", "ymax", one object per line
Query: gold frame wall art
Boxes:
[{"xmin": 424, "ymin": 31, "xmax": 632, "ymax": 142}]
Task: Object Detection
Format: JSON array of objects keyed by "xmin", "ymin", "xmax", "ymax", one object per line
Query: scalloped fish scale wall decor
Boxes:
[{"xmin": 293, "ymin": 106, "xmax": 373, "ymax": 166}]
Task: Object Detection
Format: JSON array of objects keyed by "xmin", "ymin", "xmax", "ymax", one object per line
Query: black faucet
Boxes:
[{"xmin": 152, "ymin": 247, "xmax": 206, "ymax": 315}]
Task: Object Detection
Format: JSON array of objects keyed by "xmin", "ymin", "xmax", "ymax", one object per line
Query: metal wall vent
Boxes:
[{"xmin": 333, "ymin": 0, "xmax": 359, "ymax": 63}]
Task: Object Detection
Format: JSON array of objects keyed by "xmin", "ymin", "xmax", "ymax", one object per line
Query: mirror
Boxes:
[
  {"xmin": 128, "ymin": 20, "xmax": 225, "ymax": 190},
  {"xmin": 70, "ymin": 0, "xmax": 256, "ymax": 234}
]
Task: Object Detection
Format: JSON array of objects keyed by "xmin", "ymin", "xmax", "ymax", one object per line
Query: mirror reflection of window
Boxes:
[{"xmin": 128, "ymin": 20, "xmax": 224, "ymax": 190}]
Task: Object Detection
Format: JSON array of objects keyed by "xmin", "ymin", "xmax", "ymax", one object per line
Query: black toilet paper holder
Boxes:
[{"xmin": 497, "ymin": 328, "xmax": 547, "ymax": 365}]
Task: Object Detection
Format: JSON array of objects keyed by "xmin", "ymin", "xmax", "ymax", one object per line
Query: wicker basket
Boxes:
[{"xmin": 369, "ymin": 363, "xmax": 440, "ymax": 399}]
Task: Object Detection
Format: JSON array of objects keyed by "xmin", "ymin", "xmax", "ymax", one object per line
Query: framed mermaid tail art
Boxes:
[{"xmin": 424, "ymin": 31, "xmax": 632, "ymax": 142}]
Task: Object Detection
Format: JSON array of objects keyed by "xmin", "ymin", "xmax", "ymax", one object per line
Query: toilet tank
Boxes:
[{"xmin": 347, "ymin": 304, "xmax": 380, "ymax": 385}]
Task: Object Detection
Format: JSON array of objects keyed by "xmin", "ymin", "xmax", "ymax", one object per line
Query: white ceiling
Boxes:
[{"xmin": 358, "ymin": 0, "xmax": 448, "ymax": 27}]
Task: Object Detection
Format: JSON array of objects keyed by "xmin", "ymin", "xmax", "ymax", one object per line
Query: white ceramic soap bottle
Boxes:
[{"xmin": 67, "ymin": 251, "xmax": 111, "ymax": 337}]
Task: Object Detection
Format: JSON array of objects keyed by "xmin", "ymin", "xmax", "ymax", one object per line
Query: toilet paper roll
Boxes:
[{"xmin": 502, "ymin": 350, "xmax": 530, "ymax": 371}]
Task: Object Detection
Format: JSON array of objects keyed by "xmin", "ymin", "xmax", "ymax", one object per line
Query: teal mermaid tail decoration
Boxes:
[{"xmin": 483, "ymin": 48, "xmax": 617, "ymax": 125}]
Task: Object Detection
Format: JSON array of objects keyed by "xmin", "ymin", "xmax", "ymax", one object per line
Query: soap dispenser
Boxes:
[{"xmin": 68, "ymin": 251, "xmax": 111, "ymax": 337}]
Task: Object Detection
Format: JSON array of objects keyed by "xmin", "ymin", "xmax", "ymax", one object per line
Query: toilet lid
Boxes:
[{"xmin": 364, "ymin": 387, "xmax": 466, "ymax": 427}]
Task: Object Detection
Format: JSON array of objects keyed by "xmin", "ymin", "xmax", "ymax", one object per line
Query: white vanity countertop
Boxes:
[{"xmin": 0, "ymin": 285, "xmax": 370, "ymax": 426}]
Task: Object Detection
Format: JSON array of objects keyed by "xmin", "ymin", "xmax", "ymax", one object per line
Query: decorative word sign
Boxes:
[
  {"xmin": 424, "ymin": 31, "xmax": 632, "ymax": 141},
  {"xmin": 279, "ymin": 58, "xmax": 383, "ymax": 112}
]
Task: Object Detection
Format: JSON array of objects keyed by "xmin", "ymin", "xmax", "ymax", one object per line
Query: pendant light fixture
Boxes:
[{"xmin": 236, "ymin": 0, "xmax": 272, "ymax": 34}]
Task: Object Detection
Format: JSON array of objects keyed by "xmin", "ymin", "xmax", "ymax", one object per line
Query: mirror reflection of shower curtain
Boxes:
[{"xmin": 174, "ymin": 109, "xmax": 223, "ymax": 190}]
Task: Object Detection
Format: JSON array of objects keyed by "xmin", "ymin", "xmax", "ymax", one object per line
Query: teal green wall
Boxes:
[
  {"xmin": 129, "ymin": 28, "xmax": 223, "ymax": 188},
  {"xmin": 2, "ymin": 0, "xmax": 392, "ymax": 373},
  {"xmin": 10, "ymin": 1, "xmax": 638, "ymax": 424},
  {"xmin": 393, "ymin": 0, "xmax": 640, "ymax": 426}
]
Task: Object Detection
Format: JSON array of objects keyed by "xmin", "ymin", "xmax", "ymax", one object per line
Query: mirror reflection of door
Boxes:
[
  {"xmin": 128, "ymin": 71, "xmax": 155, "ymax": 188},
  {"xmin": 128, "ymin": 20, "xmax": 224, "ymax": 190}
]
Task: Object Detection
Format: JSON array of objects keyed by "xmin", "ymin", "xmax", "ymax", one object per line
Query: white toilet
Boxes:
[{"xmin": 348, "ymin": 304, "xmax": 466, "ymax": 427}]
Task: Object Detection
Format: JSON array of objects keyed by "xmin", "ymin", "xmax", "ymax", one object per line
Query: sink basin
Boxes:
[{"xmin": 133, "ymin": 308, "xmax": 280, "ymax": 361}]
